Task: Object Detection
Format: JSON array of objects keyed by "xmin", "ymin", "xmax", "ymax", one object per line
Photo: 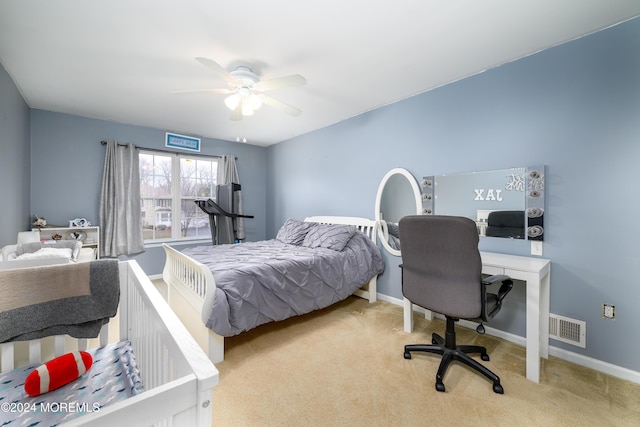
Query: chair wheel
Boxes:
[
  {"xmin": 404, "ymin": 352, "xmax": 412, "ymax": 359},
  {"xmin": 435, "ymin": 382, "xmax": 445, "ymax": 392},
  {"xmin": 493, "ymin": 383, "xmax": 504, "ymax": 394},
  {"xmin": 481, "ymin": 353, "xmax": 490, "ymax": 361}
]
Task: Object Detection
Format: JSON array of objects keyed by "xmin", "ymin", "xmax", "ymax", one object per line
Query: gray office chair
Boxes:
[{"xmin": 399, "ymin": 215, "xmax": 513, "ymax": 393}]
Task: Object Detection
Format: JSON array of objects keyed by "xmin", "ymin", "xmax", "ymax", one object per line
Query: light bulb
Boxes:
[
  {"xmin": 224, "ymin": 94, "xmax": 240, "ymax": 111},
  {"xmin": 241, "ymin": 103, "xmax": 254, "ymax": 116}
]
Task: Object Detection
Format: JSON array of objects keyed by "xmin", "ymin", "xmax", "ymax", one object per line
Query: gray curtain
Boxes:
[
  {"xmin": 217, "ymin": 155, "xmax": 245, "ymax": 243},
  {"xmin": 99, "ymin": 141, "xmax": 144, "ymax": 257}
]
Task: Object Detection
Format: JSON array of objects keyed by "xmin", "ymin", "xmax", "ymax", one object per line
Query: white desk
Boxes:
[{"xmin": 403, "ymin": 251, "xmax": 551, "ymax": 383}]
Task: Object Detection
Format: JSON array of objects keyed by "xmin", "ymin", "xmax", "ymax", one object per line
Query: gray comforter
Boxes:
[{"xmin": 182, "ymin": 231, "xmax": 384, "ymax": 337}]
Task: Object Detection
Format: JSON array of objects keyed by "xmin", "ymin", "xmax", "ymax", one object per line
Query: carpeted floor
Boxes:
[{"xmin": 209, "ymin": 296, "xmax": 640, "ymax": 426}]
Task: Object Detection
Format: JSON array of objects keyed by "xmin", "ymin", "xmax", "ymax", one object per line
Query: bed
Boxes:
[
  {"xmin": 162, "ymin": 216, "xmax": 384, "ymax": 363},
  {"xmin": 0, "ymin": 260, "xmax": 218, "ymax": 426}
]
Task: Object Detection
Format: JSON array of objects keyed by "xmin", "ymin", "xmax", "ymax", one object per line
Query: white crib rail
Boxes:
[
  {"xmin": 0, "ymin": 260, "xmax": 218, "ymax": 427},
  {"xmin": 1, "ymin": 328, "xmax": 109, "ymax": 374}
]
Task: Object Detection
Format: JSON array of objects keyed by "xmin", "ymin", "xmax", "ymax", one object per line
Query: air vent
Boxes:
[{"xmin": 549, "ymin": 314, "xmax": 586, "ymax": 348}]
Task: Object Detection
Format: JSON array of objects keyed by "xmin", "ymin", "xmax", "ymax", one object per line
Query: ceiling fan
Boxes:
[{"xmin": 173, "ymin": 57, "xmax": 306, "ymax": 120}]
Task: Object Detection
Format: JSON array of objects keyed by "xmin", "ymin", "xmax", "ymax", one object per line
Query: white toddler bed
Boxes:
[
  {"xmin": 0, "ymin": 239, "xmax": 95, "ymax": 270},
  {"xmin": 0, "ymin": 260, "xmax": 218, "ymax": 426},
  {"xmin": 162, "ymin": 216, "xmax": 382, "ymax": 364}
]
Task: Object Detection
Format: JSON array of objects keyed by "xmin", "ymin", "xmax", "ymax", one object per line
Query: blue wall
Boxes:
[
  {"xmin": 0, "ymin": 62, "xmax": 31, "ymax": 245},
  {"xmin": 267, "ymin": 18, "xmax": 640, "ymax": 372}
]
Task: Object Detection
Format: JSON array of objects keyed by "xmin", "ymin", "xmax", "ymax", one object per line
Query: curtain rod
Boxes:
[{"xmin": 100, "ymin": 140, "xmax": 233, "ymax": 159}]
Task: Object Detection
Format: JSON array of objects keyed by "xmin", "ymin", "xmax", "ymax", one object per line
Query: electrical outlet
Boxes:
[
  {"xmin": 602, "ymin": 304, "xmax": 615, "ymax": 320},
  {"xmin": 531, "ymin": 241, "xmax": 543, "ymax": 256}
]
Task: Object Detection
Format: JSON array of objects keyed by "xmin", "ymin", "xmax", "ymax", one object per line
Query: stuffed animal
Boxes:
[{"xmin": 24, "ymin": 351, "xmax": 93, "ymax": 397}]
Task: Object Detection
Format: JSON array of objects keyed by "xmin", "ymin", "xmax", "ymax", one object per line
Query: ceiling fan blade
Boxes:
[
  {"xmin": 195, "ymin": 57, "xmax": 237, "ymax": 85},
  {"xmin": 169, "ymin": 88, "xmax": 233, "ymax": 95},
  {"xmin": 261, "ymin": 94, "xmax": 302, "ymax": 117},
  {"xmin": 254, "ymin": 74, "xmax": 306, "ymax": 92}
]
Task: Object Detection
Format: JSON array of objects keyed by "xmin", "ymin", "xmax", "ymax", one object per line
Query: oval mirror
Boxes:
[{"xmin": 374, "ymin": 168, "xmax": 423, "ymax": 256}]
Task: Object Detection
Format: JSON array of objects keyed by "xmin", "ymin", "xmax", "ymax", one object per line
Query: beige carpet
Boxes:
[{"xmin": 209, "ymin": 296, "xmax": 640, "ymax": 427}]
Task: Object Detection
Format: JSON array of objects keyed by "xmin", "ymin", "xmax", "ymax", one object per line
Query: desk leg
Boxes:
[
  {"xmin": 403, "ymin": 297, "xmax": 413, "ymax": 333},
  {"xmin": 404, "ymin": 298, "xmax": 434, "ymax": 333},
  {"xmin": 525, "ymin": 272, "xmax": 541, "ymax": 383},
  {"xmin": 424, "ymin": 309, "xmax": 433, "ymax": 321},
  {"xmin": 540, "ymin": 271, "xmax": 550, "ymax": 359}
]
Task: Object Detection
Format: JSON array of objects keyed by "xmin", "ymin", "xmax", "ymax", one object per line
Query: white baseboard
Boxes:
[
  {"xmin": 548, "ymin": 346, "xmax": 640, "ymax": 385},
  {"xmin": 377, "ymin": 293, "xmax": 640, "ymax": 385}
]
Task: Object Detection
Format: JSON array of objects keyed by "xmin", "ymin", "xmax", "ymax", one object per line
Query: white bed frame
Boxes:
[
  {"xmin": 162, "ymin": 216, "xmax": 380, "ymax": 364},
  {"xmin": 0, "ymin": 260, "xmax": 218, "ymax": 427}
]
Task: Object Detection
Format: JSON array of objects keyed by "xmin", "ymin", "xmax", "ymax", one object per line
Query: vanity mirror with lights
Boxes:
[
  {"xmin": 374, "ymin": 168, "xmax": 423, "ymax": 256},
  {"xmin": 422, "ymin": 165, "xmax": 545, "ymax": 241},
  {"xmin": 374, "ymin": 165, "xmax": 545, "ymax": 256}
]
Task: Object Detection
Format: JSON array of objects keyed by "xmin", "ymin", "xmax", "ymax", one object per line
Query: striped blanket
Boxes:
[{"xmin": 0, "ymin": 260, "xmax": 120, "ymax": 343}]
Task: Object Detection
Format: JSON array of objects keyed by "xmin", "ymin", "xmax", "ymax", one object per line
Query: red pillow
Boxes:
[{"xmin": 24, "ymin": 351, "xmax": 93, "ymax": 397}]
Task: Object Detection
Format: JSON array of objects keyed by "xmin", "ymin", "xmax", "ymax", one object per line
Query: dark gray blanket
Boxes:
[
  {"xmin": 0, "ymin": 259, "xmax": 120, "ymax": 343},
  {"xmin": 183, "ymin": 231, "xmax": 384, "ymax": 337}
]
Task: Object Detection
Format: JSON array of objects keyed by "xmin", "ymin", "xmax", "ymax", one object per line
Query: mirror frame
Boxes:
[{"xmin": 375, "ymin": 167, "xmax": 423, "ymax": 256}]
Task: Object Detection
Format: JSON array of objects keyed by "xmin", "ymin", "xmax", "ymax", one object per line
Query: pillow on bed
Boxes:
[
  {"xmin": 276, "ymin": 219, "xmax": 317, "ymax": 245},
  {"xmin": 15, "ymin": 247, "xmax": 74, "ymax": 261},
  {"xmin": 16, "ymin": 240, "xmax": 81, "ymax": 261},
  {"xmin": 301, "ymin": 224, "xmax": 357, "ymax": 251}
]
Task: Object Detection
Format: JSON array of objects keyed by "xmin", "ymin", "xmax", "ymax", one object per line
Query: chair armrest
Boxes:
[
  {"xmin": 482, "ymin": 274, "xmax": 513, "ymax": 304},
  {"xmin": 481, "ymin": 274, "xmax": 510, "ymax": 285}
]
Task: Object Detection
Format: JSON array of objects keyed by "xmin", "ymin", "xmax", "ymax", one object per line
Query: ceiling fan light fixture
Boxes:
[
  {"xmin": 241, "ymin": 103, "xmax": 254, "ymax": 116},
  {"xmin": 224, "ymin": 94, "xmax": 240, "ymax": 111},
  {"xmin": 187, "ymin": 58, "xmax": 305, "ymax": 121}
]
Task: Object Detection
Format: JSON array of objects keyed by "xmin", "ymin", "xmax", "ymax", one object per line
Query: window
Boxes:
[{"xmin": 139, "ymin": 151, "xmax": 219, "ymax": 242}]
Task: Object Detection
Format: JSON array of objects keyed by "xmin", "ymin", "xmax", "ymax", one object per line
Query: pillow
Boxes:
[
  {"xmin": 47, "ymin": 240, "xmax": 82, "ymax": 261},
  {"xmin": 15, "ymin": 247, "xmax": 73, "ymax": 260},
  {"xmin": 17, "ymin": 240, "xmax": 82, "ymax": 260},
  {"xmin": 276, "ymin": 219, "xmax": 317, "ymax": 245},
  {"xmin": 301, "ymin": 224, "xmax": 357, "ymax": 251},
  {"xmin": 24, "ymin": 351, "xmax": 93, "ymax": 396}
]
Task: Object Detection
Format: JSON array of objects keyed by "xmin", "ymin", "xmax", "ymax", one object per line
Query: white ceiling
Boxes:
[{"xmin": 1, "ymin": 1, "xmax": 639, "ymax": 147}]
